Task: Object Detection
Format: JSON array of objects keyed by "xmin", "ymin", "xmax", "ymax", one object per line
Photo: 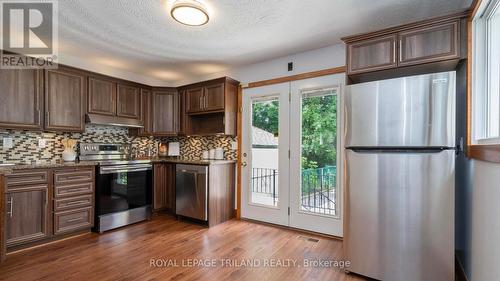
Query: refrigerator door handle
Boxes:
[{"xmin": 347, "ymin": 148, "xmax": 453, "ymax": 154}]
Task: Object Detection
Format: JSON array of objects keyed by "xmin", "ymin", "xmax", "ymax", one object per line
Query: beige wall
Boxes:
[{"xmin": 471, "ymin": 160, "xmax": 500, "ymax": 280}]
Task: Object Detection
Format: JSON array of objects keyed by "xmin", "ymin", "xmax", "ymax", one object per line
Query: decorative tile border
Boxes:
[{"xmin": 0, "ymin": 125, "xmax": 236, "ymax": 163}]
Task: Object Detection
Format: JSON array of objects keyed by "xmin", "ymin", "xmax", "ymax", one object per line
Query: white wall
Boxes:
[
  {"xmin": 471, "ymin": 160, "xmax": 500, "ymax": 281},
  {"xmin": 175, "ymin": 44, "xmax": 346, "ymax": 86}
]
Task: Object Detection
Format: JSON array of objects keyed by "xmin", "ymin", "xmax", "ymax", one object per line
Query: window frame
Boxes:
[
  {"xmin": 472, "ymin": 0, "xmax": 500, "ymax": 144},
  {"xmin": 469, "ymin": 0, "xmax": 500, "ymax": 163}
]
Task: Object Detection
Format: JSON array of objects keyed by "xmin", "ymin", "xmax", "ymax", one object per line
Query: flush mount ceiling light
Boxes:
[{"xmin": 170, "ymin": 0, "xmax": 209, "ymax": 26}]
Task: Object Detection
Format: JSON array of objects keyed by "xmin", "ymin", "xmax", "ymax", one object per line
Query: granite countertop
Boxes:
[
  {"xmin": 0, "ymin": 157, "xmax": 235, "ymax": 175},
  {"xmin": 0, "ymin": 160, "xmax": 97, "ymax": 175},
  {"xmin": 148, "ymin": 157, "xmax": 236, "ymax": 165}
]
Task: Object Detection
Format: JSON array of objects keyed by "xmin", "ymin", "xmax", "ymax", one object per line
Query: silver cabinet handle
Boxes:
[{"xmin": 7, "ymin": 197, "xmax": 13, "ymax": 218}]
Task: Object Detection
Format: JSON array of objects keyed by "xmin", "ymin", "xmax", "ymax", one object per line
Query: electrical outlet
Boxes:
[
  {"xmin": 231, "ymin": 141, "xmax": 238, "ymax": 150},
  {"xmin": 2, "ymin": 137, "xmax": 13, "ymax": 149},
  {"xmin": 38, "ymin": 139, "xmax": 46, "ymax": 149}
]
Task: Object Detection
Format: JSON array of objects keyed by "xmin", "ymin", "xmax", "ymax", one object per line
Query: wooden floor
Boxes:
[{"xmin": 0, "ymin": 214, "xmax": 365, "ymax": 281}]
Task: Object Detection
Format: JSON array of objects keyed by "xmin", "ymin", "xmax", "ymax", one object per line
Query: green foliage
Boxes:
[
  {"xmin": 252, "ymin": 100, "xmax": 279, "ymax": 136},
  {"xmin": 251, "ymin": 94, "xmax": 337, "ymax": 169},
  {"xmin": 301, "ymin": 94, "xmax": 337, "ymax": 169}
]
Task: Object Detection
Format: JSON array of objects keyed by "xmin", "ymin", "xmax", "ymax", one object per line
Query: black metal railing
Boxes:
[
  {"xmin": 251, "ymin": 166, "xmax": 336, "ymax": 215},
  {"xmin": 251, "ymin": 168, "xmax": 278, "ymax": 201}
]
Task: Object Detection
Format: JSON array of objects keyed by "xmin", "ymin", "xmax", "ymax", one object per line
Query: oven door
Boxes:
[{"xmin": 96, "ymin": 164, "xmax": 152, "ymax": 216}]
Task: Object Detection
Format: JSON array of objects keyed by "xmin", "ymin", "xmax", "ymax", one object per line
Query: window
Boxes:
[{"xmin": 473, "ymin": 0, "xmax": 500, "ymax": 144}]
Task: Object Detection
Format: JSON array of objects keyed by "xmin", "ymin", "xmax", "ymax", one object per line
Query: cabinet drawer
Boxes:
[
  {"xmin": 6, "ymin": 170, "xmax": 48, "ymax": 188},
  {"xmin": 54, "ymin": 194, "xmax": 93, "ymax": 211},
  {"xmin": 54, "ymin": 207, "xmax": 92, "ymax": 235},
  {"xmin": 55, "ymin": 182, "xmax": 94, "ymax": 198},
  {"xmin": 54, "ymin": 168, "xmax": 94, "ymax": 185}
]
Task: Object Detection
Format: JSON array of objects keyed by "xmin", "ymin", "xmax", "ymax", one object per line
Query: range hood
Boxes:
[{"xmin": 85, "ymin": 114, "xmax": 143, "ymax": 128}]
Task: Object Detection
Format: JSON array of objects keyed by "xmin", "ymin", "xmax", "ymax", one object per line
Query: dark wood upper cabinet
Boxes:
[
  {"xmin": 88, "ymin": 77, "xmax": 116, "ymax": 116},
  {"xmin": 347, "ymin": 34, "xmax": 397, "ymax": 74},
  {"xmin": 186, "ymin": 83, "xmax": 226, "ymax": 114},
  {"xmin": 185, "ymin": 87, "xmax": 204, "ymax": 113},
  {"xmin": 152, "ymin": 90, "xmax": 178, "ymax": 136},
  {"xmin": 44, "ymin": 67, "xmax": 86, "ymax": 132},
  {"xmin": 178, "ymin": 90, "xmax": 186, "ymax": 135},
  {"xmin": 183, "ymin": 77, "xmax": 239, "ymax": 136},
  {"xmin": 342, "ymin": 12, "xmax": 467, "ymax": 83},
  {"xmin": 398, "ymin": 20, "xmax": 459, "ymax": 66},
  {"xmin": 135, "ymin": 89, "xmax": 152, "ymax": 136},
  {"xmin": 116, "ymin": 84, "xmax": 140, "ymax": 119},
  {"xmin": 204, "ymin": 83, "xmax": 225, "ymax": 111},
  {"xmin": 0, "ymin": 69, "xmax": 42, "ymax": 129}
]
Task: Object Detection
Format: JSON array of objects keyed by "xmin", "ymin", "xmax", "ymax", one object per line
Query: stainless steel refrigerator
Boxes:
[{"xmin": 344, "ymin": 71, "xmax": 456, "ymax": 281}]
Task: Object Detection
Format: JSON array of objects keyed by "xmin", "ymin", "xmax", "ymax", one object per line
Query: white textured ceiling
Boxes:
[{"xmin": 58, "ymin": 0, "xmax": 472, "ymax": 86}]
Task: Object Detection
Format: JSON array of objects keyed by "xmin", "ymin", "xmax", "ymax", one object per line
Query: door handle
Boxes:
[{"xmin": 241, "ymin": 162, "xmax": 247, "ymax": 167}]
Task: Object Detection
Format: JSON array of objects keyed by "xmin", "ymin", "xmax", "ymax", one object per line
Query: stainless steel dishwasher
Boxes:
[{"xmin": 175, "ymin": 164, "xmax": 208, "ymax": 221}]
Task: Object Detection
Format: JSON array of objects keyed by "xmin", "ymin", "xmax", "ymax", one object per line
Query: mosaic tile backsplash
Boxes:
[{"xmin": 0, "ymin": 124, "xmax": 236, "ymax": 163}]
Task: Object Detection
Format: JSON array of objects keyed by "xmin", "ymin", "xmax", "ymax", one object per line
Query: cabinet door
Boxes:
[
  {"xmin": 0, "ymin": 69, "xmax": 42, "ymax": 129},
  {"xmin": 88, "ymin": 77, "xmax": 116, "ymax": 116},
  {"xmin": 152, "ymin": 91, "xmax": 178, "ymax": 136},
  {"xmin": 116, "ymin": 84, "xmax": 140, "ymax": 119},
  {"xmin": 45, "ymin": 68, "xmax": 86, "ymax": 132},
  {"xmin": 398, "ymin": 21, "xmax": 459, "ymax": 66},
  {"xmin": 204, "ymin": 83, "xmax": 225, "ymax": 112},
  {"xmin": 347, "ymin": 34, "xmax": 397, "ymax": 74},
  {"xmin": 137, "ymin": 89, "xmax": 152, "ymax": 136},
  {"xmin": 153, "ymin": 164, "xmax": 175, "ymax": 211},
  {"xmin": 185, "ymin": 87, "xmax": 204, "ymax": 113},
  {"xmin": 178, "ymin": 90, "xmax": 186, "ymax": 135},
  {"xmin": 5, "ymin": 185, "xmax": 50, "ymax": 247}
]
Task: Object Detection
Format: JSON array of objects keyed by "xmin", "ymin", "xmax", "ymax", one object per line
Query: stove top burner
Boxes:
[{"xmin": 79, "ymin": 143, "xmax": 151, "ymax": 166}]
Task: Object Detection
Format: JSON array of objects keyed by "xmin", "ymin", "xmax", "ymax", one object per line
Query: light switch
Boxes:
[
  {"xmin": 2, "ymin": 137, "xmax": 13, "ymax": 149},
  {"xmin": 231, "ymin": 141, "xmax": 238, "ymax": 150},
  {"xmin": 38, "ymin": 139, "xmax": 46, "ymax": 148}
]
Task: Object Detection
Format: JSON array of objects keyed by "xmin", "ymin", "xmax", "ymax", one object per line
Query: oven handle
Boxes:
[{"xmin": 99, "ymin": 166, "xmax": 152, "ymax": 175}]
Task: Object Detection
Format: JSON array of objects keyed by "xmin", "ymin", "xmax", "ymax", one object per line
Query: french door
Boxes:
[{"xmin": 241, "ymin": 75, "xmax": 344, "ymax": 237}]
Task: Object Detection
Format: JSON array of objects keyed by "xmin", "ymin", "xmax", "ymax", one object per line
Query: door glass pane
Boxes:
[
  {"xmin": 251, "ymin": 97, "xmax": 279, "ymax": 207},
  {"xmin": 300, "ymin": 90, "xmax": 337, "ymax": 216}
]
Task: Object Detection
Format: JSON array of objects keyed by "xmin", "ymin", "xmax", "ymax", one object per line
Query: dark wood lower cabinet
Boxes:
[
  {"xmin": 208, "ymin": 163, "xmax": 236, "ymax": 227},
  {"xmin": 53, "ymin": 206, "xmax": 93, "ymax": 236},
  {"xmin": 153, "ymin": 163, "xmax": 175, "ymax": 212},
  {"xmin": 1, "ymin": 166, "xmax": 95, "ymax": 258},
  {"xmin": 4, "ymin": 181, "xmax": 50, "ymax": 248}
]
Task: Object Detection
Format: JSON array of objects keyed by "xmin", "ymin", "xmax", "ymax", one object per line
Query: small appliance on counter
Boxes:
[
  {"xmin": 168, "ymin": 142, "xmax": 180, "ymax": 156},
  {"xmin": 158, "ymin": 142, "xmax": 168, "ymax": 156},
  {"xmin": 202, "ymin": 148, "xmax": 224, "ymax": 160}
]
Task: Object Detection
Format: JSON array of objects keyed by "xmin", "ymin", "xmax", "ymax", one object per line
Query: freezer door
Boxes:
[
  {"xmin": 344, "ymin": 149, "xmax": 455, "ymax": 281},
  {"xmin": 345, "ymin": 72, "xmax": 456, "ymax": 148}
]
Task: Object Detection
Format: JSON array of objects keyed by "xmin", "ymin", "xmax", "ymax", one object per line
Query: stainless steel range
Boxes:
[{"xmin": 79, "ymin": 143, "xmax": 152, "ymax": 233}]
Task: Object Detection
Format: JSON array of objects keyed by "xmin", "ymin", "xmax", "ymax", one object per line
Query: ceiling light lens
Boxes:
[{"xmin": 171, "ymin": 1, "xmax": 209, "ymax": 26}]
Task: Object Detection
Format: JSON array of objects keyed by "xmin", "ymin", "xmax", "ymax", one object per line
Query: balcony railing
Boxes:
[{"xmin": 251, "ymin": 166, "xmax": 337, "ymax": 215}]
